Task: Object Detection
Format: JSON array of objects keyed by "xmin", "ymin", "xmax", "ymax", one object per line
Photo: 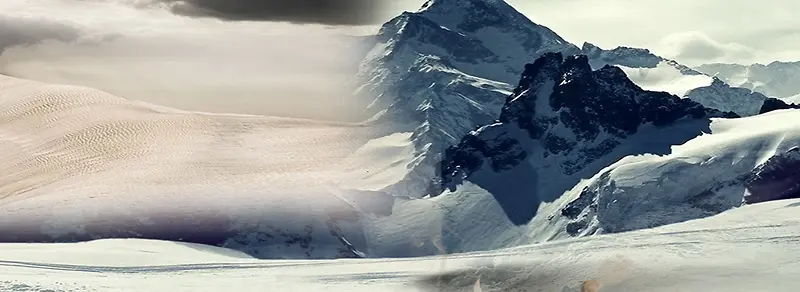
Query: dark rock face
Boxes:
[
  {"xmin": 431, "ymin": 52, "xmax": 737, "ymax": 195},
  {"xmin": 580, "ymin": 42, "xmax": 702, "ymax": 75},
  {"xmin": 581, "ymin": 42, "xmax": 662, "ymax": 69},
  {"xmin": 744, "ymin": 147, "xmax": 800, "ymax": 204},
  {"xmin": 561, "ymin": 186, "xmax": 599, "ymax": 236},
  {"xmin": 420, "ymin": 0, "xmax": 510, "ymax": 32},
  {"xmin": 418, "ymin": 0, "xmax": 578, "ymax": 56},
  {"xmin": 759, "ymin": 97, "xmax": 800, "ymax": 114},
  {"xmin": 503, "ymin": 53, "xmax": 734, "ymax": 146},
  {"xmin": 362, "ymin": 0, "xmax": 581, "ymax": 197},
  {"xmin": 378, "ymin": 13, "xmax": 499, "ymax": 65}
]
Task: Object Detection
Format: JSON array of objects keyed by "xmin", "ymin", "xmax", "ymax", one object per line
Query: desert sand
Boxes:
[{"xmin": 0, "ymin": 74, "xmax": 377, "ymax": 242}]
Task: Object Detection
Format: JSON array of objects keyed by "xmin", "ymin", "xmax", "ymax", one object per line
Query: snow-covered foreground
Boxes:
[{"xmin": 1, "ymin": 199, "xmax": 799, "ymax": 291}]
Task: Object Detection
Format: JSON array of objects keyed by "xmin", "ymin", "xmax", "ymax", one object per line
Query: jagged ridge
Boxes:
[
  {"xmin": 354, "ymin": 0, "xmax": 578, "ymax": 196},
  {"xmin": 432, "ymin": 52, "xmax": 738, "ymax": 195}
]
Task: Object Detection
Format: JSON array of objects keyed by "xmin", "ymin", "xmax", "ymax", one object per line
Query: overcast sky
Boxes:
[
  {"xmin": 0, "ymin": 0, "xmax": 796, "ymax": 120},
  {"xmin": 0, "ymin": 0, "xmax": 369, "ymax": 121},
  {"xmin": 382, "ymin": 0, "xmax": 800, "ymax": 66}
]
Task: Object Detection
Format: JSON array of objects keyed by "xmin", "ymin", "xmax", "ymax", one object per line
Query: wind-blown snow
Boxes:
[
  {"xmin": 786, "ymin": 93, "xmax": 800, "ymax": 105},
  {"xmin": 539, "ymin": 109, "xmax": 800, "ymax": 239},
  {"xmin": 580, "ymin": 43, "xmax": 769, "ymax": 116},
  {"xmin": 1, "ymin": 199, "xmax": 799, "ymax": 291},
  {"xmin": 696, "ymin": 61, "xmax": 800, "ymax": 99},
  {"xmin": 619, "ymin": 61, "xmax": 713, "ymax": 96}
]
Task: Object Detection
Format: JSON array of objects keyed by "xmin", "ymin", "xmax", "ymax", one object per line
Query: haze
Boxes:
[{"xmin": 0, "ymin": 0, "xmax": 368, "ymax": 121}]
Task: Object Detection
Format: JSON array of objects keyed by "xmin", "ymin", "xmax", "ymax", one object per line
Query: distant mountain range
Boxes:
[
  {"xmin": 697, "ymin": 61, "xmax": 800, "ymax": 101},
  {"xmin": 432, "ymin": 52, "xmax": 736, "ymax": 224},
  {"xmin": 350, "ymin": 0, "xmax": 780, "ymax": 198},
  {"xmin": 335, "ymin": 0, "xmax": 800, "ymax": 257}
]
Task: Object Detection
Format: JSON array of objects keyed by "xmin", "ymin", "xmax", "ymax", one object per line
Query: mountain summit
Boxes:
[{"xmin": 352, "ymin": 0, "xmax": 578, "ymax": 196}]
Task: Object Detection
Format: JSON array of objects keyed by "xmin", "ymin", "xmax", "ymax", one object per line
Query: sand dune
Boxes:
[{"xmin": 0, "ymin": 74, "xmax": 377, "ymax": 244}]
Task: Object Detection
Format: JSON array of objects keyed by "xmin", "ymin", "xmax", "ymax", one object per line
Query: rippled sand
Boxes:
[{"xmin": 0, "ymin": 74, "xmax": 375, "ymax": 243}]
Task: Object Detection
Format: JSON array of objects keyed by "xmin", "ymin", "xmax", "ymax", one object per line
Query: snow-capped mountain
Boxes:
[
  {"xmin": 558, "ymin": 110, "xmax": 800, "ymax": 237},
  {"xmin": 350, "ymin": 0, "xmax": 772, "ymax": 198},
  {"xmin": 684, "ymin": 77, "xmax": 768, "ymax": 117},
  {"xmin": 580, "ymin": 42, "xmax": 699, "ymax": 76},
  {"xmin": 350, "ymin": 53, "xmax": 800, "ymax": 257},
  {"xmin": 431, "ymin": 52, "xmax": 736, "ymax": 225},
  {"xmin": 696, "ymin": 61, "xmax": 800, "ymax": 100},
  {"xmin": 579, "ymin": 42, "xmax": 768, "ymax": 116},
  {"xmin": 410, "ymin": 53, "xmax": 800, "ymax": 246},
  {"xmin": 323, "ymin": 0, "xmax": 800, "ymax": 257},
  {"xmin": 350, "ymin": 0, "xmax": 578, "ymax": 196}
]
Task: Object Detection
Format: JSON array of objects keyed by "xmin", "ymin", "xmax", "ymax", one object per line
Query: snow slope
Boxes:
[
  {"xmin": 398, "ymin": 54, "xmax": 800, "ymax": 254},
  {"xmin": 1, "ymin": 198, "xmax": 799, "ymax": 291},
  {"xmin": 0, "ymin": 74, "xmax": 392, "ymax": 259},
  {"xmin": 551, "ymin": 109, "xmax": 800, "ymax": 239},
  {"xmin": 617, "ymin": 60, "xmax": 711, "ymax": 97},
  {"xmin": 352, "ymin": 0, "xmax": 578, "ymax": 196}
]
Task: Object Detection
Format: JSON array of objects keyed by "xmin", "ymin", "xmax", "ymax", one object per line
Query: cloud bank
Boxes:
[
  {"xmin": 657, "ymin": 31, "xmax": 757, "ymax": 65},
  {"xmin": 0, "ymin": 16, "xmax": 81, "ymax": 53},
  {"xmin": 154, "ymin": 0, "xmax": 386, "ymax": 25},
  {"xmin": 494, "ymin": 0, "xmax": 800, "ymax": 66}
]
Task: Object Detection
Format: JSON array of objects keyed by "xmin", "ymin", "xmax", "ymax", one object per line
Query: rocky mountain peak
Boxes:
[
  {"xmin": 432, "ymin": 52, "xmax": 738, "ymax": 196},
  {"xmin": 684, "ymin": 76, "xmax": 768, "ymax": 117},
  {"xmin": 417, "ymin": 0, "xmax": 526, "ymax": 32},
  {"xmin": 579, "ymin": 42, "xmax": 662, "ymax": 69},
  {"xmin": 760, "ymin": 97, "xmax": 800, "ymax": 114}
]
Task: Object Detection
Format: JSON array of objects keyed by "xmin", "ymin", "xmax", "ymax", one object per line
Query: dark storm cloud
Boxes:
[
  {"xmin": 159, "ymin": 0, "xmax": 387, "ymax": 25},
  {"xmin": 0, "ymin": 16, "xmax": 81, "ymax": 53}
]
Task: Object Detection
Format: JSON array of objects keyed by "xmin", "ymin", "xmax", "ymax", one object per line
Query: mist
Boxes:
[{"xmin": 0, "ymin": 0, "xmax": 370, "ymax": 122}]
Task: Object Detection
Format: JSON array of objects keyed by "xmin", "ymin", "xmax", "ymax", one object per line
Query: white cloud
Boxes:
[
  {"xmin": 513, "ymin": 0, "xmax": 800, "ymax": 65},
  {"xmin": 656, "ymin": 31, "xmax": 757, "ymax": 66}
]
